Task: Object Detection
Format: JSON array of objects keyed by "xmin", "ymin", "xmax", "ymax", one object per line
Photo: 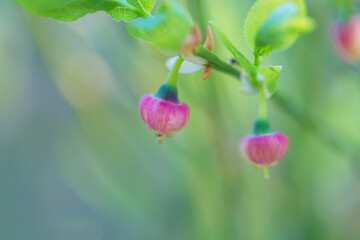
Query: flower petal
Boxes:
[{"xmin": 166, "ymin": 56, "xmax": 204, "ymax": 74}]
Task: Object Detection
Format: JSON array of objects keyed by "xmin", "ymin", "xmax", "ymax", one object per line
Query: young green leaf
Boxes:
[
  {"xmin": 209, "ymin": 21, "xmax": 256, "ymax": 77},
  {"xmin": 126, "ymin": 1, "xmax": 193, "ymax": 50},
  {"xmin": 255, "ymin": 2, "xmax": 314, "ymax": 56},
  {"xmin": 108, "ymin": 0, "xmax": 155, "ymax": 22},
  {"xmin": 15, "ymin": 0, "xmax": 155, "ymax": 22},
  {"xmin": 244, "ymin": 0, "xmax": 306, "ymax": 52},
  {"xmin": 258, "ymin": 65, "xmax": 282, "ymax": 95}
]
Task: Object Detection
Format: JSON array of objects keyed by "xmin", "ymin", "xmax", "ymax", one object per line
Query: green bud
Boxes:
[{"xmin": 255, "ymin": 2, "xmax": 315, "ymax": 56}]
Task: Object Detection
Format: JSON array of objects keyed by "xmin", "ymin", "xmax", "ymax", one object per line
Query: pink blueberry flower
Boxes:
[
  {"xmin": 139, "ymin": 93, "xmax": 189, "ymax": 140},
  {"xmin": 332, "ymin": 14, "xmax": 360, "ymax": 63},
  {"xmin": 240, "ymin": 132, "xmax": 289, "ymax": 167}
]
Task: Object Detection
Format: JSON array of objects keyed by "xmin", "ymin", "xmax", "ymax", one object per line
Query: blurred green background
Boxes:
[{"xmin": 1, "ymin": 0, "xmax": 360, "ymax": 239}]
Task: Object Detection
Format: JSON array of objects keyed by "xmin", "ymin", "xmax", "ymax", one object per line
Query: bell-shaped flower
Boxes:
[
  {"xmin": 332, "ymin": 14, "xmax": 360, "ymax": 63},
  {"xmin": 240, "ymin": 119, "xmax": 289, "ymax": 177},
  {"xmin": 139, "ymin": 57, "xmax": 190, "ymax": 143}
]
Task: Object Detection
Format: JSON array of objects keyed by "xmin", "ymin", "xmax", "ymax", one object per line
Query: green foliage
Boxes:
[
  {"xmin": 4, "ymin": 1, "xmax": 360, "ymax": 239},
  {"xmin": 258, "ymin": 65, "xmax": 282, "ymax": 95},
  {"xmin": 15, "ymin": 0, "xmax": 156, "ymax": 22},
  {"xmin": 210, "ymin": 21, "xmax": 256, "ymax": 77},
  {"xmin": 108, "ymin": 0, "xmax": 155, "ymax": 22},
  {"xmin": 244, "ymin": 0, "xmax": 306, "ymax": 54},
  {"xmin": 255, "ymin": 3, "xmax": 314, "ymax": 56},
  {"xmin": 126, "ymin": 1, "xmax": 193, "ymax": 50}
]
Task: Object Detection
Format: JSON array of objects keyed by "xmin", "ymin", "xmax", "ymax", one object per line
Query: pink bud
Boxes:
[
  {"xmin": 240, "ymin": 133, "xmax": 289, "ymax": 167},
  {"xmin": 332, "ymin": 15, "xmax": 360, "ymax": 63},
  {"xmin": 139, "ymin": 94, "xmax": 190, "ymax": 138}
]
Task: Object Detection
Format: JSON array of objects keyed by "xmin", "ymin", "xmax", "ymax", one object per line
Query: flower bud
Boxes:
[
  {"xmin": 139, "ymin": 85, "xmax": 190, "ymax": 142},
  {"xmin": 255, "ymin": 2, "xmax": 314, "ymax": 56},
  {"xmin": 240, "ymin": 119, "xmax": 289, "ymax": 167},
  {"xmin": 332, "ymin": 15, "xmax": 360, "ymax": 63}
]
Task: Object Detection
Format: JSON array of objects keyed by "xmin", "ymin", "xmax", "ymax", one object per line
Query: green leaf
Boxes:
[
  {"xmin": 209, "ymin": 21, "xmax": 256, "ymax": 77},
  {"xmin": 126, "ymin": 1, "xmax": 193, "ymax": 50},
  {"xmin": 107, "ymin": 7, "xmax": 140, "ymax": 22},
  {"xmin": 244, "ymin": 0, "xmax": 306, "ymax": 52},
  {"xmin": 108, "ymin": 0, "xmax": 156, "ymax": 22},
  {"xmin": 255, "ymin": 2, "xmax": 314, "ymax": 56},
  {"xmin": 258, "ymin": 65, "xmax": 282, "ymax": 95},
  {"xmin": 15, "ymin": 0, "xmax": 155, "ymax": 22}
]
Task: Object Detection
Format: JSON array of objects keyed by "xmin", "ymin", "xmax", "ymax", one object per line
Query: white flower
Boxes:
[{"xmin": 165, "ymin": 56, "xmax": 204, "ymax": 74}]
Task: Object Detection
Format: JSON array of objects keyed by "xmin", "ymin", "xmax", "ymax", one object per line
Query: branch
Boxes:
[{"xmin": 194, "ymin": 45, "xmax": 241, "ymax": 78}]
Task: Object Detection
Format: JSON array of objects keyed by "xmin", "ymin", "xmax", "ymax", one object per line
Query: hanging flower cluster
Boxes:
[
  {"xmin": 136, "ymin": 0, "xmax": 314, "ymax": 177},
  {"xmin": 15, "ymin": 0, "xmax": 315, "ymax": 178}
]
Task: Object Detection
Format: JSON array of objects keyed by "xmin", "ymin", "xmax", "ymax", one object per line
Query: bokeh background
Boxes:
[{"xmin": 1, "ymin": 0, "xmax": 360, "ymax": 239}]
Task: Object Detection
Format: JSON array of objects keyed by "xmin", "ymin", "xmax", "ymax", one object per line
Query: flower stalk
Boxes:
[
  {"xmin": 193, "ymin": 39, "xmax": 360, "ymax": 162},
  {"xmin": 258, "ymin": 87, "xmax": 268, "ymax": 120},
  {"xmin": 165, "ymin": 56, "xmax": 185, "ymax": 87}
]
